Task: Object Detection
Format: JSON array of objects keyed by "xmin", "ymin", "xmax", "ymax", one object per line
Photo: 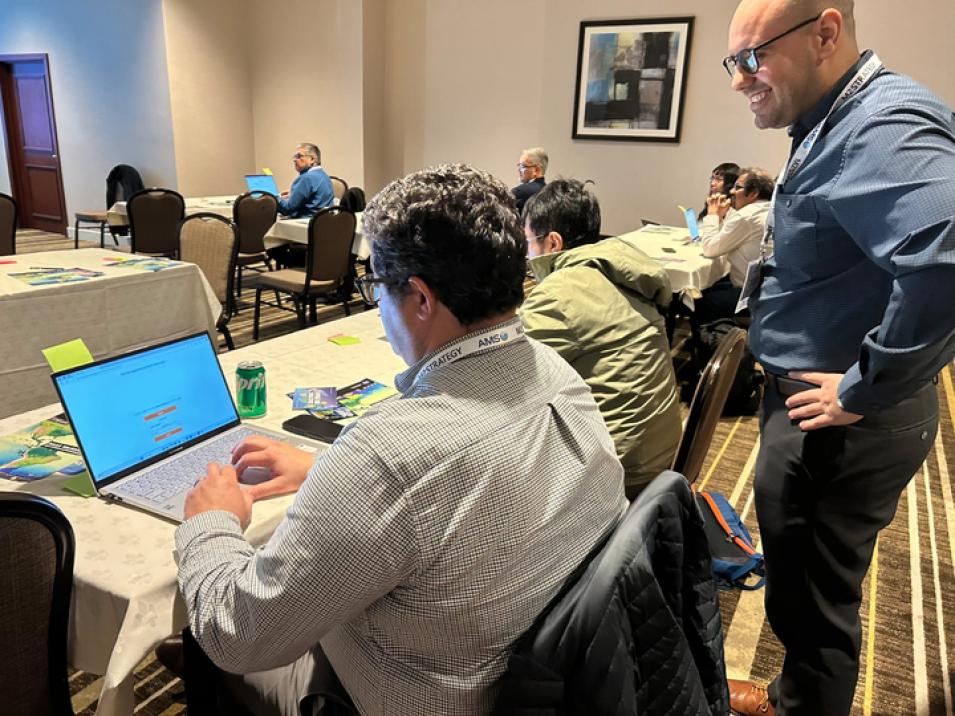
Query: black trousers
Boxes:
[
  {"xmin": 691, "ymin": 277, "xmax": 742, "ymax": 327},
  {"xmin": 755, "ymin": 378, "xmax": 938, "ymax": 715}
]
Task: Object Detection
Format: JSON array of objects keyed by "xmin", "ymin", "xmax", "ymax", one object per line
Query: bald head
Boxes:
[{"xmin": 728, "ymin": 1, "xmax": 861, "ymax": 129}]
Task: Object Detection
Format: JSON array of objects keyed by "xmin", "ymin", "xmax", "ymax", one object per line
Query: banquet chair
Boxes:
[
  {"xmin": 0, "ymin": 493, "xmax": 76, "ymax": 716},
  {"xmin": 0, "ymin": 192, "xmax": 16, "ymax": 256},
  {"xmin": 253, "ymin": 207, "xmax": 356, "ymax": 341},
  {"xmin": 178, "ymin": 213, "xmax": 239, "ymax": 350},
  {"xmin": 671, "ymin": 326, "xmax": 747, "ymax": 485},
  {"xmin": 329, "ymin": 175, "xmax": 349, "ymax": 202},
  {"xmin": 493, "ymin": 471, "xmax": 728, "ymax": 714},
  {"xmin": 127, "ymin": 188, "xmax": 185, "ymax": 258},
  {"xmin": 233, "ymin": 191, "xmax": 279, "ymax": 306}
]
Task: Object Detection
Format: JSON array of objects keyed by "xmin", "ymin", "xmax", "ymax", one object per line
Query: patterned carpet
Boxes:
[{"xmin": 17, "ymin": 231, "xmax": 955, "ymax": 713}]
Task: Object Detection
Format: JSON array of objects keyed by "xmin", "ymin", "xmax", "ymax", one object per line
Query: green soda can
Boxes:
[{"xmin": 236, "ymin": 361, "xmax": 267, "ymax": 418}]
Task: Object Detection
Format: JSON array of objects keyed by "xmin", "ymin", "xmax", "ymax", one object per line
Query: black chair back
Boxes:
[
  {"xmin": 0, "ymin": 493, "xmax": 75, "ymax": 716},
  {"xmin": 106, "ymin": 164, "xmax": 145, "ymax": 207},
  {"xmin": 494, "ymin": 471, "xmax": 728, "ymax": 715},
  {"xmin": 305, "ymin": 208, "xmax": 356, "ymax": 291},
  {"xmin": 0, "ymin": 192, "xmax": 17, "ymax": 256},
  {"xmin": 233, "ymin": 191, "xmax": 278, "ymax": 255},
  {"xmin": 672, "ymin": 326, "xmax": 748, "ymax": 484},
  {"xmin": 127, "ymin": 188, "xmax": 185, "ymax": 257}
]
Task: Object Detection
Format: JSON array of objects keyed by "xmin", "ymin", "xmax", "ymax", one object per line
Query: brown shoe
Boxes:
[
  {"xmin": 155, "ymin": 634, "xmax": 185, "ymax": 679},
  {"xmin": 728, "ymin": 678, "xmax": 775, "ymax": 715}
]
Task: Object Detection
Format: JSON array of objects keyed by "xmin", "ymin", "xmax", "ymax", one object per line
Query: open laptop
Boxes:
[
  {"xmin": 245, "ymin": 173, "xmax": 280, "ymax": 197},
  {"xmin": 51, "ymin": 332, "xmax": 318, "ymax": 522},
  {"xmin": 679, "ymin": 205, "xmax": 701, "ymax": 241}
]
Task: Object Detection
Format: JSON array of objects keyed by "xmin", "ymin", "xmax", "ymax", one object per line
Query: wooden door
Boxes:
[{"xmin": 0, "ymin": 55, "xmax": 68, "ymax": 234}]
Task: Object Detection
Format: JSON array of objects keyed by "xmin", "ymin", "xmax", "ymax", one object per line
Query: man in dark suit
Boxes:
[{"xmin": 511, "ymin": 147, "xmax": 547, "ymax": 212}]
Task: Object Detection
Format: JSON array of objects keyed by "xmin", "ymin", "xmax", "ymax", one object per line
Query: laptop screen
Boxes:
[
  {"xmin": 245, "ymin": 174, "xmax": 280, "ymax": 196},
  {"xmin": 683, "ymin": 207, "xmax": 700, "ymax": 240},
  {"xmin": 53, "ymin": 333, "xmax": 239, "ymax": 486}
]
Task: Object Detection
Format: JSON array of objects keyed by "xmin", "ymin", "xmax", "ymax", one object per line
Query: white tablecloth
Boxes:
[
  {"xmin": 106, "ymin": 195, "xmax": 236, "ymax": 226},
  {"xmin": 109, "ymin": 197, "xmax": 370, "ymax": 260},
  {"xmin": 264, "ymin": 211, "xmax": 369, "ymax": 260},
  {"xmin": 0, "ymin": 248, "xmax": 220, "ymax": 419},
  {"xmin": 616, "ymin": 225, "xmax": 728, "ymax": 309},
  {"xmin": 0, "ymin": 309, "xmax": 403, "ymax": 715}
]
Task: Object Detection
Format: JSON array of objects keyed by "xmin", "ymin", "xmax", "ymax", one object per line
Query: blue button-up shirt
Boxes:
[
  {"xmin": 749, "ymin": 51, "xmax": 955, "ymax": 414},
  {"xmin": 277, "ymin": 165, "xmax": 334, "ymax": 218}
]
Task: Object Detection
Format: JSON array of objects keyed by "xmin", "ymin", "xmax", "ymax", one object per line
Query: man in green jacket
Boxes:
[{"xmin": 520, "ymin": 179, "xmax": 681, "ymax": 498}]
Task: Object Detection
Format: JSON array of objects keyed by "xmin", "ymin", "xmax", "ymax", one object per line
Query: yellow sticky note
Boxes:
[
  {"xmin": 42, "ymin": 338, "xmax": 94, "ymax": 373},
  {"xmin": 62, "ymin": 472, "xmax": 96, "ymax": 498},
  {"xmin": 328, "ymin": 334, "xmax": 360, "ymax": 346},
  {"xmin": 262, "ymin": 167, "xmax": 273, "ymax": 175}
]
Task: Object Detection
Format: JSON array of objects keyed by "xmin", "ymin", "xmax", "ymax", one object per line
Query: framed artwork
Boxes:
[{"xmin": 572, "ymin": 17, "xmax": 694, "ymax": 142}]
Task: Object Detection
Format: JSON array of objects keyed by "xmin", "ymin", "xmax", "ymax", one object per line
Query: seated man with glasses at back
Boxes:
[
  {"xmin": 693, "ymin": 166, "xmax": 773, "ymax": 326},
  {"xmin": 277, "ymin": 142, "xmax": 334, "ymax": 218},
  {"xmin": 174, "ymin": 163, "xmax": 627, "ymax": 715},
  {"xmin": 511, "ymin": 147, "xmax": 548, "ymax": 212},
  {"xmin": 520, "ymin": 178, "xmax": 682, "ymax": 500}
]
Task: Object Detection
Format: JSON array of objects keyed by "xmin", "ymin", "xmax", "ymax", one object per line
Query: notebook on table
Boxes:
[
  {"xmin": 245, "ymin": 174, "xmax": 280, "ymax": 197},
  {"xmin": 51, "ymin": 332, "xmax": 318, "ymax": 522}
]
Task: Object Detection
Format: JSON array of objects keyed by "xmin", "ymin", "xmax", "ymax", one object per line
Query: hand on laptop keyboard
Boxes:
[
  {"xmin": 184, "ymin": 462, "xmax": 254, "ymax": 530},
  {"xmin": 231, "ymin": 435, "xmax": 315, "ymax": 501}
]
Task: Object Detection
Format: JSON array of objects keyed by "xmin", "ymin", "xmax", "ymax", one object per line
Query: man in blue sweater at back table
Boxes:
[{"xmin": 278, "ymin": 143, "xmax": 334, "ymax": 218}]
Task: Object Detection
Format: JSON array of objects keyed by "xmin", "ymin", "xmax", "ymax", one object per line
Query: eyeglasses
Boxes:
[
  {"xmin": 731, "ymin": 182, "xmax": 748, "ymax": 192},
  {"xmin": 722, "ymin": 14, "xmax": 820, "ymax": 78},
  {"xmin": 292, "ymin": 152, "xmax": 309, "ymax": 160},
  {"xmin": 517, "ymin": 163, "xmax": 538, "ymax": 171},
  {"xmin": 356, "ymin": 273, "xmax": 397, "ymax": 304}
]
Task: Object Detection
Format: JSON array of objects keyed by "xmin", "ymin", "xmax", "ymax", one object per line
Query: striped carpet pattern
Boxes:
[{"xmin": 15, "ymin": 232, "xmax": 955, "ymax": 714}]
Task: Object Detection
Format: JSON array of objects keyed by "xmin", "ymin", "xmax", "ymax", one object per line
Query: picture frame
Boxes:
[{"xmin": 572, "ymin": 17, "xmax": 694, "ymax": 143}]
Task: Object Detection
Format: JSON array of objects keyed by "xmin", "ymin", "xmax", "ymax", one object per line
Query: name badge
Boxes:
[{"xmin": 736, "ymin": 259, "xmax": 763, "ymax": 314}]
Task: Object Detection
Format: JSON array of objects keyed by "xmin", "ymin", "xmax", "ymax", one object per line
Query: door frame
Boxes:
[{"xmin": 0, "ymin": 53, "xmax": 68, "ymax": 234}]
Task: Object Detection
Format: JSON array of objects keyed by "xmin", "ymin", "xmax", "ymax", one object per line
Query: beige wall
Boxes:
[
  {"xmin": 855, "ymin": 0, "xmax": 955, "ymax": 108},
  {"xmin": 369, "ymin": 0, "xmax": 955, "ymax": 234},
  {"xmin": 248, "ymin": 0, "xmax": 365, "ymax": 195},
  {"xmin": 162, "ymin": 0, "xmax": 255, "ymax": 197}
]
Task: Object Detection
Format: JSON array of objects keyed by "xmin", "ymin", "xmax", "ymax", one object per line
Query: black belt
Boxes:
[{"xmin": 764, "ymin": 373, "xmax": 817, "ymax": 397}]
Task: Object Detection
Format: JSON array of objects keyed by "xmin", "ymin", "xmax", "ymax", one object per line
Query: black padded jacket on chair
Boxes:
[
  {"xmin": 494, "ymin": 470, "xmax": 729, "ymax": 716},
  {"xmin": 106, "ymin": 164, "xmax": 145, "ymax": 207}
]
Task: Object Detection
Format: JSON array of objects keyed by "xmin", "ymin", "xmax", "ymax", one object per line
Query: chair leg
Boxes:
[
  {"xmin": 343, "ymin": 296, "xmax": 351, "ymax": 316},
  {"xmin": 253, "ymin": 287, "xmax": 263, "ymax": 341},
  {"xmin": 220, "ymin": 324, "xmax": 235, "ymax": 351},
  {"xmin": 309, "ymin": 298, "xmax": 318, "ymax": 324},
  {"xmin": 74, "ymin": 219, "xmax": 80, "ymax": 249},
  {"xmin": 99, "ymin": 221, "xmax": 105, "ymax": 248},
  {"xmin": 235, "ymin": 266, "xmax": 242, "ymax": 302},
  {"xmin": 294, "ymin": 298, "xmax": 307, "ymax": 328}
]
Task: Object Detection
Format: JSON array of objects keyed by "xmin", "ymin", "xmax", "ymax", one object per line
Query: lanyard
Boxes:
[
  {"xmin": 415, "ymin": 316, "xmax": 526, "ymax": 384},
  {"xmin": 760, "ymin": 53, "xmax": 884, "ymax": 258}
]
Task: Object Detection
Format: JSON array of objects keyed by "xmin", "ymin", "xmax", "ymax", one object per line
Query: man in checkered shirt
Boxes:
[{"xmin": 175, "ymin": 163, "xmax": 628, "ymax": 715}]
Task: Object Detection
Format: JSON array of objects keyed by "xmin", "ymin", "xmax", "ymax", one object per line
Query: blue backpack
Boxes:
[{"xmin": 694, "ymin": 489, "xmax": 765, "ymax": 590}]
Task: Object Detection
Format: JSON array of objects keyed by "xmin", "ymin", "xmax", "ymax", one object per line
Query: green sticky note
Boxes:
[
  {"xmin": 42, "ymin": 338, "xmax": 94, "ymax": 373},
  {"xmin": 328, "ymin": 334, "xmax": 360, "ymax": 346},
  {"xmin": 62, "ymin": 471, "xmax": 96, "ymax": 498}
]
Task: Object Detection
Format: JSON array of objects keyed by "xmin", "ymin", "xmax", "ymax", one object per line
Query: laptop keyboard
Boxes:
[{"xmin": 118, "ymin": 427, "xmax": 258, "ymax": 504}]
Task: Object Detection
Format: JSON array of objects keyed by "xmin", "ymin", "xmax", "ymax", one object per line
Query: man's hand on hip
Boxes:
[
  {"xmin": 785, "ymin": 371, "xmax": 864, "ymax": 431},
  {"xmin": 184, "ymin": 463, "xmax": 253, "ymax": 530}
]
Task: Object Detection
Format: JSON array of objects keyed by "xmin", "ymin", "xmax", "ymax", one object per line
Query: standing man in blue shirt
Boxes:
[
  {"xmin": 278, "ymin": 143, "xmax": 334, "ymax": 218},
  {"xmin": 723, "ymin": 2, "xmax": 955, "ymax": 715}
]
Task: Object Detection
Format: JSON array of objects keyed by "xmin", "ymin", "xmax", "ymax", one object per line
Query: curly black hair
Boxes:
[{"xmin": 363, "ymin": 164, "xmax": 527, "ymax": 325}]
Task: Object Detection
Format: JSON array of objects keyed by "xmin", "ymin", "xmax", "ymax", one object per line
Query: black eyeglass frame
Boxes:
[
  {"xmin": 356, "ymin": 273, "xmax": 404, "ymax": 304},
  {"xmin": 722, "ymin": 14, "xmax": 821, "ymax": 78}
]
